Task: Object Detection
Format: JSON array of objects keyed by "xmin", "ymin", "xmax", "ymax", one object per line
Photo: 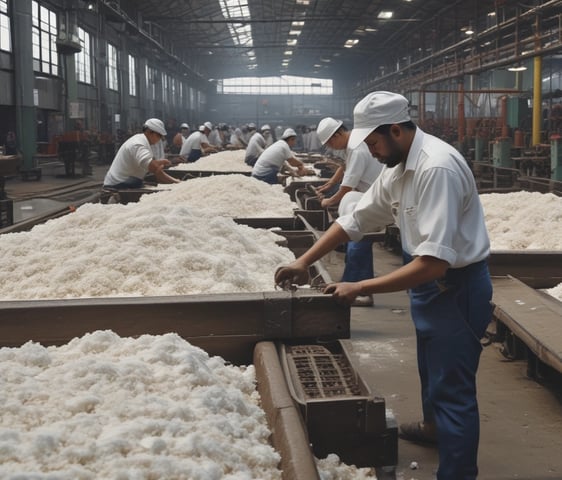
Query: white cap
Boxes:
[
  {"xmin": 317, "ymin": 117, "xmax": 343, "ymax": 145},
  {"xmin": 281, "ymin": 128, "xmax": 297, "ymax": 140},
  {"xmin": 143, "ymin": 118, "xmax": 167, "ymax": 136},
  {"xmin": 247, "ymin": 122, "xmax": 256, "ymax": 130},
  {"xmin": 261, "ymin": 124, "xmax": 271, "ymax": 132},
  {"xmin": 348, "ymin": 91, "xmax": 411, "ymax": 149},
  {"xmin": 198, "ymin": 125, "xmax": 205, "ymax": 132},
  {"xmin": 180, "ymin": 123, "xmax": 189, "ymax": 129},
  {"xmin": 204, "ymin": 121, "xmax": 213, "ymax": 130}
]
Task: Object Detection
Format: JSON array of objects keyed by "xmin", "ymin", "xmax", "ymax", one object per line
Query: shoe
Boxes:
[
  {"xmin": 352, "ymin": 295, "xmax": 374, "ymax": 307},
  {"xmin": 399, "ymin": 421, "xmax": 438, "ymax": 445}
]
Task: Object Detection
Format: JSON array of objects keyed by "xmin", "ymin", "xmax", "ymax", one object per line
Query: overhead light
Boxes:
[
  {"xmin": 378, "ymin": 11, "xmax": 393, "ymax": 19},
  {"xmin": 464, "ymin": 24, "xmax": 474, "ymax": 35},
  {"xmin": 284, "ymin": 50, "xmax": 293, "ymax": 56},
  {"xmin": 291, "ymin": 21, "xmax": 305, "ymax": 27},
  {"xmin": 289, "ymin": 30, "xmax": 302, "ymax": 36},
  {"xmin": 344, "ymin": 39, "xmax": 359, "ymax": 48},
  {"xmin": 364, "ymin": 27, "xmax": 377, "ymax": 32},
  {"xmin": 508, "ymin": 64, "xmax": 527, "ymax": 72},
  {"xmin": 296, "ymin": 0, "xmax": 310, "ymax": 4},
  {"xmin": 287, "ymin": 39, "xmax": 297, "ymax": 46}
]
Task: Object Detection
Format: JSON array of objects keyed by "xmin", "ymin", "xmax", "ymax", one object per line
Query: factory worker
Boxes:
[
  {"xmin": 313, "ymin": 116, "xmax": 384, "ymax": 306},
  {"xmin": 179, "ymin": 121, "xmax": 218, "ymax": 162},
  {"xmin": 244, "ymin": 124, "xmax": 270, "ymax": 166},
  {"xmin": 103, "ymin": 118, "xmax": 179, "ymax": 189},
  {"xmin": 275, "ymin": 91, "xmax": 493, "ymax": 480},
  {"xmin": 251, "ymin": 128, "xmax": 314, "ymax": 184},
  {"xmin": 172, "ymin": 123, "xmax": 190, "ymax": 151}
]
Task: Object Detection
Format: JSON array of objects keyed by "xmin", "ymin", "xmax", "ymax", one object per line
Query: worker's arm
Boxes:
[
  {"xmin": 316, "ymin": 166, "xmax": 344, "ymax": 193},
  {"xmin": 274, "ymin": 222, "xmax": 351, "ymax": 287},
  {"xmin": 201, "ymin": 142, "xmax": 218, "ymax": 154},
  {"xmin": 320, "ymin": 185, "xmax": 352, "ymax": 208},
  {"xmin": 148, "ymin": 158, "xmax": 180, "ymax": 184},
  {"xmin": 324, "ymin": 255, "xmax": 450, "ymax": 305},
  {"xmin": 287, "ymin": 156, "xmax": 315, "ymax": 176}
]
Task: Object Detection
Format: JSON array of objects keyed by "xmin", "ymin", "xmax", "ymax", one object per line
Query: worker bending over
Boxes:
[{"xmin": 103, "ymin": 118, "xmax": 179, "ymax": 189}]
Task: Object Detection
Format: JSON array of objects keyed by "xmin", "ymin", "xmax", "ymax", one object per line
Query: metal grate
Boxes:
[{"xmin": 286, "ymin": 345, "xmax": 361, "ymax": 399}]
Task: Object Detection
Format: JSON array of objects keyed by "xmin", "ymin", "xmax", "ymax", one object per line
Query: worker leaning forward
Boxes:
[
  {"xmin": 103, "ymin": 118, "xmax": 179, "ymax": 189},
  {"xmin": 275, "ymin": 91, "xmax": 493, "ymax": 480}
]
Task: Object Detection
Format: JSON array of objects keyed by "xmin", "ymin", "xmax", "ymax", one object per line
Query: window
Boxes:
[
  {"xmin": 75, "ymin": 27, "xmax": 93, "ymax": 84},
  {"xmin": 32, "ymin": 1, "xmax": 58, "ymax": 75},
  {"xmin": 106, "ymin": 42, "xmax": 118, "ymax": 90},
  {"xmin": 0, "ymin": 0, "xmax": 10, "ymax": 52},
  {"xmin": 146, "ymin": 65, "xmax": 157, "ymax": 100},
  {"xmin": 217, "ymin": 76, "xmax": 333, "ymax": 95},
  {"xmin": 128, "ymin": 54, "xmax": 137, "ymax": 96}
]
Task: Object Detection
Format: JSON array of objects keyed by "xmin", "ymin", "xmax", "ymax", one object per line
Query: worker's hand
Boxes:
[
  {"xmin": 316, "ymin": 182, "xmax": 333, "ymax": 194},
  {"xmin": 323, "ymin": 282, "xmax": 363, "ymax": 305},
  {"xmin": 157, "ymin": 159, "xmax": 172, "ymax": 168},
  {"xmin": 274, "ymin": 261, "xmax": 309, "ymax": 289},
  {"xmin": 320, "ymin": 198, "xmax": 332, "ymax": 209}
]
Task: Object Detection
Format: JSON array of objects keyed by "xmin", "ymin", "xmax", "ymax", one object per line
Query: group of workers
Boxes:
[{"xmin": 102, "ymin": 91, "xmax": 493, "ymax": 480}]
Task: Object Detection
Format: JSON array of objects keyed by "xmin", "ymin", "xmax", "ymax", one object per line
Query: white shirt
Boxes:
[
  {"xmin": 337, "ymin": 128, "xmax": 490, "ymax": 268},
  {"xmin": 179, "ymin": 131, "xmax": 209, "ymax": 157},
  {"xmin": 245, "ymin": 132, "xmax": 266, "ymax": 160},
  {"xmin": 103, "ymin": 133, "xmax": 153, "ymax": 185},
  {"xmin": 342, "ymin": 142, "xmax": 383, "ymax": 193},
  {"xmin": 252, "ymin": 140, "xmax": 293, "ymax": 177}
]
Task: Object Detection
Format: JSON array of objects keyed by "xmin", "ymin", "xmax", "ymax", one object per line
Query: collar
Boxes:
[{"xmin": 404, "ymin": 127, "xmax": 425, "ymax": 172}]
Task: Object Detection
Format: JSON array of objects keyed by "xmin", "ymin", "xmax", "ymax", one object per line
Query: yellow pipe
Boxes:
[{"xmin": 532, "ymin": 56, "xmax": 542, "ymax": 146}]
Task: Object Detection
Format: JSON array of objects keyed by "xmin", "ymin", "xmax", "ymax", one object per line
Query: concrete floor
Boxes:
[{"xmin": 3, "ymin": 167, "xmax": 562, "ymax": 479}]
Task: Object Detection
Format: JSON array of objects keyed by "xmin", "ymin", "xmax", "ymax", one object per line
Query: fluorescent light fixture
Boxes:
[
  {"xmin": 284, "ymin": 50, "xmax": 293, "ymax": 55},
  {"xmin": 296, "ymin": 0, "xmax": 310, "ymax": 4},
  {"xmin": 378, "ymin": 11, "xmax": 393, "ymax": 19},
  {"xmin": 508, "ymin": 65, "xmax": 527, "ymax": 72},
  {"xmin": 365, "ymin": 27, "xmax": 377, "ymax": 32},
  {"xmin": 344, "ymin": 39, "xmax": 359, "ymax": 48},
  {"xmin": 291, "ymin": 21, "xmax": 305, "ymax": 27},
  {"xmin": 287, "ymin": 39, "xmax": 297, "ymax": 46},
  {"xmin": 289, "ymin": 30, "xmax": 302, "ymax": 36},
  {"xmin": 465, "ymin": 27, "xmax": 474, "ymax": 35}
]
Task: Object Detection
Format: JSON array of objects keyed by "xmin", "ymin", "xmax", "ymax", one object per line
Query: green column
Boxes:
[
  {"xmin": 552, "ymin": 137, "xmax": 562, "ymax": 181},
  {"xmin": 11, "ymin": 0, "xmax": 36, "ymax": 170}
]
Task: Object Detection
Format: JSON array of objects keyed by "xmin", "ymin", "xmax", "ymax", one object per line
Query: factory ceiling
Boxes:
[{"xmin": 101, "ymin": 0, "xmax": 562, "ymax": 84}]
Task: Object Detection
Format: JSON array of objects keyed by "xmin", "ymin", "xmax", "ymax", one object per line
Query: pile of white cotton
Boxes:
[
  {"xmin": 139, "ymin": 174, "xmax": 297, "ymax": 218},
  {"xmin": 480, "ymin": 191, "xmax": 562, "ymax": 250},
  {"xmin": 0, "ymin": 202, "xmax": 294, "ymax": 300},
  {"xmin": 171, "ymin": 150, "xmax": 251, "ymax": 172},
  {"xmin": 0, "ymin": 330, "xmax": 282, "ymax": 480}
]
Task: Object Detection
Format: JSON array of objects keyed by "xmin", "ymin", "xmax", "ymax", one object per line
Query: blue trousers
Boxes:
[
  {"xmin": 187, "ymin": 149, "xmax": 202, "ymax": 162},
  {"xmin": 406, "ymin": 254, "xmax": 492, "ymax": 480},
  {"xmin": 341, "ymin": 239, "xmax": 374, "ymax": 282},
  {"xmin": 252, "ymin": 171, "xmax": 279, "ymax": 184}
]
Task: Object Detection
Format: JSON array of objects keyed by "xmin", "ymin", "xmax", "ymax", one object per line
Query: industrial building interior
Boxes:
[{"xmin": 0, "ymin": 1, "xmax": 562, "ymax": 480}]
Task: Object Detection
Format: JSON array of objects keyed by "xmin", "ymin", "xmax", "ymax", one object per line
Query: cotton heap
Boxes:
[
  {"xmin": 139, "ymin": 174, "xmax": 297, "ymax": 218},
  {"xmin": 0, "ymin": 331, "xmax": 282, "ymax": 479},
  {"xmin": 171, "ymin": 150, "xmax": 251, "ymax": 172},
  {"xmin": 0, "ymin": 202, "xmax": 294, "ymax": 300}
]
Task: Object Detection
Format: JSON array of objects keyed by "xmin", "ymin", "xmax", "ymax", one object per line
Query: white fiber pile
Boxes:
[
  {"xmin": 139, "ymin": 174, "xmax": 297, "ymax": 218},
  {"xmin": 545, "ymin": 283, "xmax": 562, "ymax": 302},
  {"xmin": 480, "ymin": 191, "xmax": 562, "ymax": 250},
  {"xmin": 0, "ymin": 330, "xmax": 282, "ymax": 480},
  {"xmin": 0, "ymin": 202, "xmax": 294, "ymax": 300},
  {"xmin": 171, "ymin": 150, "xmax": 251, "ymax": 172},
  {"xmin": 317, "ymin": 454, "xmax": 378, "ymax": 479}
]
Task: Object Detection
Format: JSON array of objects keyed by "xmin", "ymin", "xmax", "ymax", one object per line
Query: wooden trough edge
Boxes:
[
  {"xmin": 254, "ymin": 341, "xmax": 321, "ymax": 480},
  {"xmin": 491, "ymin": 275, "xmax": 562, "ymax": 374},
  {"xmin": 0, "ymin": 291, "xmax": 350, "ymax": 365}
]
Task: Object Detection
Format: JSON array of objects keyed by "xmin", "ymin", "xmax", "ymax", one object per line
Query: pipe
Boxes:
[
  {"xmin": 458, "ymin": 82, "xmax": 466, "ymax": 143},
  {"xmin": 532, "ymin": 16, "xmax": 543, "ymax": 146}
]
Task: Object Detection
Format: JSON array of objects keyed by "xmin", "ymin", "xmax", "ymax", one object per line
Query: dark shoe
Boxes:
[
  {"xmin": 399, "ymin": 421, "xmax": 438, "ymax": 445},
  {"xmin": 352, "ymin": 295, "xmax": 374, "ymax": 307}
]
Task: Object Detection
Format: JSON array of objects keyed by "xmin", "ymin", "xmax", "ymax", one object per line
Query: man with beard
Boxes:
[{"xmin": 274, "ymin": 91, "xmax": 492, "ymax": 480}]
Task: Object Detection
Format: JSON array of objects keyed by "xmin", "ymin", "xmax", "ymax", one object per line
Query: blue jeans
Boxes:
[
  {"xmin": 341, "ymin": 239, "xmax": 374, "ymax": 282},
  {"xmin": 405, "ymin": 253, "xmax": 492, "ymax": 480},
  {"xmin": 252, "ymin": 171, "xmax": 279, "ymax": 184}
]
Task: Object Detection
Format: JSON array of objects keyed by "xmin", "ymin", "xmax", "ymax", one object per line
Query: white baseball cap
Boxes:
[
  {"xmin": 348, "ymin": 91, "xmax": 411, "ymax": 149},
  {"xmin": 180, "ymin": 123, "xmax": 190, "ymax": 129},
  {"xmin": 281, "ymin": 128, "xmax": 297, "ymax": 140},
  {"xmin": 317, "ymin": 117, "xmax": 343, "ymax": 145},
  {"xmin": 198, "ymin": 125, "xmax": 205, "ymax": 132},
  {"xmin": 143, "ymin": 118, "xmax": 167, "ymax": 136},
  {"xmin": 261, "ymin": 124, "xmax": 271, "ymax": 132},
  {"xmin": 204, "ymin": 121, "xmax": 213, "ymax": 130}
]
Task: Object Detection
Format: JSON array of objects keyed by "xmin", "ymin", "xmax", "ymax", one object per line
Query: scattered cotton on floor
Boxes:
[
  {"xmin": 545, "ymin": 282, "xmax": 562, "ymax": 302},
  {"xmin": 171, "ymin": 150, "xmax": 251, "ymax": 172},
  {"xmin": 316, "ymin": 454, "xmax": 377, "ymax": 479},
  {"xmin": 139, "ymin": 174, "xmax": 297, "ymax": 218},
  {"xmin": 480, "ymin": 191, "xmax": 562, "ymax": 250},
  {"xmin": 0, "ymin": 330, "xmax": 282, "ymax": 480},
  {"xmin": 0, "ymin": 202, "xmax": 295, "ymax": 300}
]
